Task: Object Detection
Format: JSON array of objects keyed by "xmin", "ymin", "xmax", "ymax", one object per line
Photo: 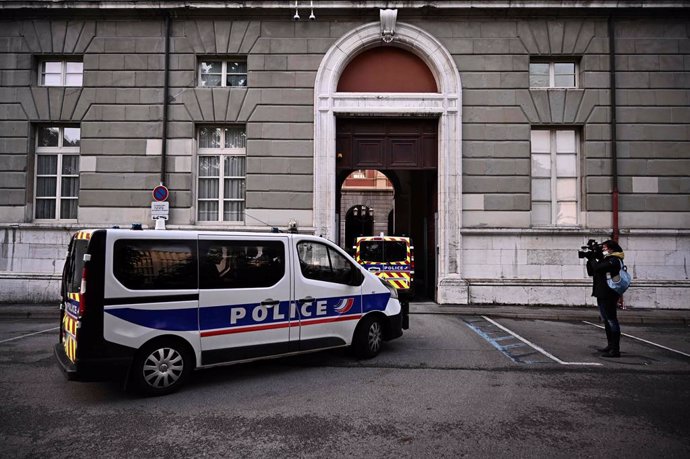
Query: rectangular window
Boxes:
[
  {"xmin": 35, "ymin": 126, "xmax": 80, "ymax": 220},
  {"xmin": 197, "ymin": 126, "xmax": 247, "ymax": 222},
  {"xmin": 199, "ymin": 240, "xmax": 285, "ymax": 289},
  {"xmin": 529, "ymin": 61, "xmax": 577, "ymax": 88},
  {"xmin": 530, "ymin": 129, "xmax": 578, "ymax": 227},
  {"xmin": 113, "ymin": 240, "xmax": 198, "ymax": 290},
  {"xmin": 39, "ymin": 60, "xmax": 83, "ymax": 87},
  {"xmin": 198, "ymin": 59, "xmax": 247, "ymax": 87}
]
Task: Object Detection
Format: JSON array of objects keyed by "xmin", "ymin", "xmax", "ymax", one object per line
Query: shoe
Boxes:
[
  {"xmin": 597, "ymin": 345, "xmax": 612, "ymax": 353},
  {"xmin": 601, "ymin": 350, "xmax": 620, "ymax": 358}
]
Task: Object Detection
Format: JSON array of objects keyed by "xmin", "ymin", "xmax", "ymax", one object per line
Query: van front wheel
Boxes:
[
  {"xmin": 131, "ymin": 340, "xmax": 192, "ymax": 396},
  {"xmin": 353, "ymin": 315, "xmax": 384, "ymax": 359}
]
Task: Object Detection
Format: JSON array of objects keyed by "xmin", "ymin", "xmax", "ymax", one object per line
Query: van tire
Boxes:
[
  {"xmin": 353, "ymin": 315, "xmax": 384, "ymax": 359},
  {"xmin": 131, "ymin": 339, "xmax": 192, "ymax": 396}
]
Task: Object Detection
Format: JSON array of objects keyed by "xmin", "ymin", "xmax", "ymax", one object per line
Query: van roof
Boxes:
[{"xmin": 73, "ymin": 228, "xmax": 323, "ymax": 240}]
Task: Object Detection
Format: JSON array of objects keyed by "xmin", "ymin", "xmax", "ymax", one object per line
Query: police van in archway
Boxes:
[{"xmin": 55, "ymin": 228, "xmax": 403, "ymax": 395}]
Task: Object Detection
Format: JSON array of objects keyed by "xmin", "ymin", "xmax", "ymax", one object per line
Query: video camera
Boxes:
[{"xmin": 578, "ymin": 239, "xmax": 603, "ymax": 260}]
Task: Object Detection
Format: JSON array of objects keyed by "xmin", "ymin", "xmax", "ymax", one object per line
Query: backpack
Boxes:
[{"xmin": 607, "ymin": 258, "xmax": 632, "ymax": 295}]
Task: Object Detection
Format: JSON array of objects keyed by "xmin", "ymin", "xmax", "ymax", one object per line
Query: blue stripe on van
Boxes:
[{"xmin": 104, "ymin": 292, "xmax": 390, "ymax": 332}]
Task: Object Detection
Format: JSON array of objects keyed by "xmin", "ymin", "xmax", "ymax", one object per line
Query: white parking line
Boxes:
[
  {"xmin": 482, "ymin": 316, "xmax": 603, "ymax": 366},
  {"xmin": 0, "ymin": 327, "xmax": 59, "ymax": 344},
  {"xmin": 583, "ymin": 321, "xmax": 690, "ymax": 358}
]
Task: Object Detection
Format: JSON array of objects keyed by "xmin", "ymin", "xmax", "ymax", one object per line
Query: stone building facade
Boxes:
[{"xmin": 0, "ymin": 1, "xmax": 688, "ymax": 308}]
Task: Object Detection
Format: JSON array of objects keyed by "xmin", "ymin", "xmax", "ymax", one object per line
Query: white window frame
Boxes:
[
  {"xmin": 38, "ymin": 59, "xmax": 83, "ymax": 87},
  {"xmin": 529, "ymin": 61, "xmax": 578, "ymax": 89},
  {"xmin": 34, "ymin": 126, "xmax": 80, "ymax": 221},
  {"xmin": 197, "ymin": 59, "xmax": 247, "ymax": 88},
  {"xmin": 196, "ymin": 126, "xmax": 247, "ymax": 223},
  {"xmin": 530, "ymin": 129, "xmax": 580, "ymax": 227}
]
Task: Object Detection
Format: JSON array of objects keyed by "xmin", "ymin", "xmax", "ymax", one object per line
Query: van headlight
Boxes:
[{"xmin": 380, "ymin": 278, "xmax": 398, "ymax": 299}]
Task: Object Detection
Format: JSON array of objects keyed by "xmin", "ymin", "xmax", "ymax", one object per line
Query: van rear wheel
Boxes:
[
  {"xmin": 353, "ymin": 315, "xmax": 384, "ymax": 359},
  {"xmin": 131, "ymin": 340, "xmax": 192, "ymax": 396}
]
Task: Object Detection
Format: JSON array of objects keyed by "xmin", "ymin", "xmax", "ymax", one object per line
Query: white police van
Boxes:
[{"xmin": 55, "ymin": 228, "xmax": 404, "ymax": 395}]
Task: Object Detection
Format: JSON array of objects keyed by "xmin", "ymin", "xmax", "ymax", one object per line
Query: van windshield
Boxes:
[
  {"xmin": 359, "ymin": 241, "xmax": 407, "ymax": 263},
  {"xmin": 65, "ymin": 239, "xmax": 89, "ymax": 293}
]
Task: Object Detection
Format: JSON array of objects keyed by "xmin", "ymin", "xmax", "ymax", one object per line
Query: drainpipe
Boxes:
[
  {"xmin": 161, "ymin": 12, "xmax": 171, "ymax": 186},
  {"xmin": 608, "ymin": 15, "xmax": 619, "ymax": 243}
]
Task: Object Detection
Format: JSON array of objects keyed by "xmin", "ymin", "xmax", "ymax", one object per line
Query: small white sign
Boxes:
[{"xmin": 151, "ymin": 201, "xmax": 169, "ymax": 220}]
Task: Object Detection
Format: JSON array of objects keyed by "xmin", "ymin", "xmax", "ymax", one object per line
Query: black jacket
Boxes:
[{"xmin": 586, "ymin": 256, "xmax": 622, "ymax": 300}]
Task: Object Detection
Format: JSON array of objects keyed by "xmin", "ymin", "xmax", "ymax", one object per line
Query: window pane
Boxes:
[
  {"xmin": 38, "ymin": 127, "xmax": 60, "ymax": 147},
  {"xmin": 531, "ymin": 154, "xmax": 551, "ymax": 177},
  {"xmin": 556, "ymin": 154, "xmax": 577, "ymax": 177},
  {"xmin": 63, "ymin": 129, "xmax": 81, "ymax": 147},
  {"xmin": 36, "ymin": 177, "xmax": 56, "ymax": 197},
  {"xmin": 198, "ymin": 178, "xmax": 219, "ymax": 199},
  {"xmin": 531, "ymin": 178, "xmax": 551, "ymax": 201},
  {"xmin": 556, "ymin": 178, "xmax": 577, "ymax": 201},
  {"xmin": 65, "ymin": 73, "xmax": 83, "ymax": 86},
  {"xmin": 531, "ymin": 202, "xmax": 551, "ymax": 226},
  {"xmin": 199, "ymin": 128, "xmax": 222, "ymax": 148},
  {"xmin": 227, "ymin": 61, "xmax": 247, "ymax": 74},
  {"xmin": 554, "ymin": 63, "xmax": 575, "ymax": 76},
  {"xmin": 66, "ymin": 62, "xmax": 83, "ymax": 73},
  {"xmin": 556, "ymin": 202, "xmax": 577, "ymax": 225},
  {"xmin": 113, "ymin": 240, "xmax": 197, "ymax": 290},
  {"xmin": 529, "ymin": 63, "xmax": 549, "ymax": 87},
  {"xmin": 42, "ymin": 74, "xmax": 62, "ymax": 86},
  {"xmin": 226, "ymin": 75, "xmax": 247, "ymax": 87},
  {"xmin": 61, "ymin": 177, "xmax": 79, "ymax": 197},
  {"xmin": 60, "ymin": 199, "xmax": 78, "ymax": 219},
  {"xmin": 200, "ymin": 61, "xmax": 222, "ymax": 74},
  {"xmin": 297, "ymin": 242, "xmax": 333, "ymax": 281},
  {"xmin": 225, "ymin": 127, "xmax": 247, "ymax": 148},
  {"xmin": 224, "ymin": 129, "xmax": 246, "ymax": 149},
  {"xmin": 556, "ymin": 130, "xmax": 576, "ymax": 153},
  {"xmin": 199, "ymin": 156, "xmax": 220, "ymax": 176},
  {"xmin": 554, "ymin": 74, "xmax": 575, "ymax": 88},
  {"xmin": 37, "ymin": 155, "xmax": 58, "ymax": 174},
  {"xmin": 200, "ymin": 240, "xmax": 284, "ymax": 290},
  {"xmin": 200, "ymin": 74, "xmax": 222, "ymax": 87},
  {"xmin": 35, "ymin": 199, "xmax": 56, "ymax": 219},
  {"xmin": 223, "ymin": 201, "xmax": 244, "ymax": 221},
  {"xmin": 198, "ymin": 201, "xmax": 218, "ymax": 221},
  {"xmin": 224, "ymin": 155, "xmax": 246, "ymax": 175},
  {"xmin": 224, "ymin": 178, "xmax": 245, "ymax": 198},
  {"xmin": 530, "ymin": 130, "xmax": 550, "ymax": 153},
  {"xmin": 43, "ymin": 62, "xmax": 62, "ymax": 73}
]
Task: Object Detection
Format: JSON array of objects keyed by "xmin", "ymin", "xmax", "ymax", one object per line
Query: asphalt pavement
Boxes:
[{"xmin": 1, "ymin": 301, "xmax": 688, "ymax": 325}]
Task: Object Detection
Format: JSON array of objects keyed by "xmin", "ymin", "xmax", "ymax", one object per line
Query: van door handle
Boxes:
[
  {"xmin": 297, "ymin": 297, "xmax": 314, "ymax": 305},
  {"xmin": 368, "ymin": 267, "xmax": 380, "ymax": 272},
  {"xmin": 260, "ymin": 299, "xmax": 279, "ymax": 306}
]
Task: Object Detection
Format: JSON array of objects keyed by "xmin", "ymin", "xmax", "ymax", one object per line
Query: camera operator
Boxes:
[{"xmin": 585, "ymin": 240, "xmax": 625, "ymax": 358}]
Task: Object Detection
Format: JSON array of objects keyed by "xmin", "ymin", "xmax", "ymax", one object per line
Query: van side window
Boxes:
[
  {"xmin": 199, "ymin": 240, "xmax": 285, "ymax": 289},
  {"xmin": 113, "ymin": 240, "xmax": 197, "ymax": 290},
  {"xmin": 297, "ymin": 241, "xmax": 354, "ymax": 284}
]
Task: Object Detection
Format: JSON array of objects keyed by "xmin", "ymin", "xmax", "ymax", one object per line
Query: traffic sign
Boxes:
[
  {"xmin": 152, "ymin": 185, "xmax": 169, "ymax": 202},
  {"xmin": 151, "ymin": 201, "xmax": 169, "ymax": 220}
]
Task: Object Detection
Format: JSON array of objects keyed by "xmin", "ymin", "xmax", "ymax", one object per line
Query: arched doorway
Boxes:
[
  {"xmin": 344, "ymin": 205, "xmax": 374, "ymax": 250},
  {"xmin": 314, "ymin": 21, "xmax": 465, "ymax": 303}
]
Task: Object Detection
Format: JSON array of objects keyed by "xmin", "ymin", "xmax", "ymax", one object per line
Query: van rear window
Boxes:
[
  {"xmin": 359, "ymin": 241, "xmax": 407, "ymax": 263},
  {"xmin": 65, "ymin": 239, "xmax": 89, "ymax": 293},
  {"xmin": 113, "ymin": 240, "xmax": 197, "ymax": 290}
]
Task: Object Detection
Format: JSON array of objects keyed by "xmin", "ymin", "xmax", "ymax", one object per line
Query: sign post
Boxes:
[{"xmin": 151, "ymin": 184, "xmax": 169, "ymax": 230}]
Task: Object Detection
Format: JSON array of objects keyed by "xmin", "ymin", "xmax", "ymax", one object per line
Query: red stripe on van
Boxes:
[{"xmin": 200, "ymin": 314, "xmax": 363, "ymax": 338}]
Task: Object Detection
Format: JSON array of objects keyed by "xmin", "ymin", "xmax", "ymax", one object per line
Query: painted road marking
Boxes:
[
  {"xmin": 464, "ymin": 317, "xmax": 547, "ymax": 364},
  {"xmin": 482, "ymin": 316, "xmax": 603, "ymax": 366},
  {"xmin": 583, "ymin": 321, "xmax": 690, "ymax": 358},
  {"xmin": 0, "ymin": 327, "xmax": 59, "ymax": 344}
]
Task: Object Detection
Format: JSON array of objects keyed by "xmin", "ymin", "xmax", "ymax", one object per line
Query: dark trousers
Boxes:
[{"xmin": 597, "ymin": 296, "xmax": 621, "ymax": 350}]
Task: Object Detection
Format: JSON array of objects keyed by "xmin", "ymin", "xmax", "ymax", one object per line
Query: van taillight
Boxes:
[{"xmin": 78, "ymin": 266, "xmax": 87, "ymax": 316}]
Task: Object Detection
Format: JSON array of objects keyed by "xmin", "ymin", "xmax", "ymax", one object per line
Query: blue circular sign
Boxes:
[{"xmin": 152, "ymin": 185, "xmax": 169, "ymax": 202}]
